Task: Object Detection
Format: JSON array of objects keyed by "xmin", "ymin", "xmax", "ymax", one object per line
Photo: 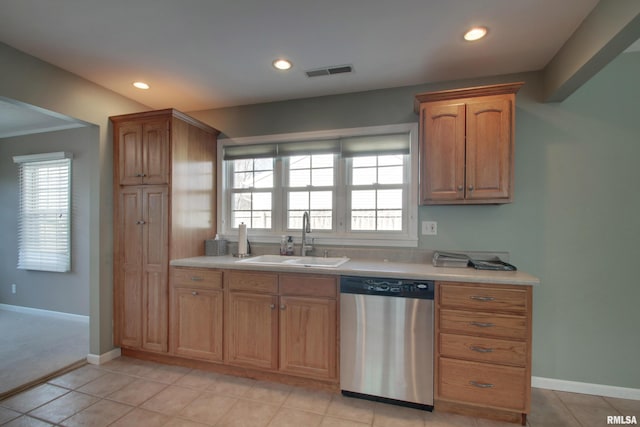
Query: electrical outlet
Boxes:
[
  {"xmin": 11, "ymin": 283, "xmax": 16, "ymax": 294},
  {"xmin": 422, "ymin": 221, "xmax": 437, "ymax": 235}
]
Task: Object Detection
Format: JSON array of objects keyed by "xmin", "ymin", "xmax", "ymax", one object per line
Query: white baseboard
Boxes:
[
  {"xmin": 0, "ymin": 303, "xmax": 89, "ymax": 323},
  {"xmin": 532, "ymin": 376, "xmax": 640, "ymax": 400},
  {"xmin": 87, "ymin": 348, "xmax": 121, "ymax": 365}
]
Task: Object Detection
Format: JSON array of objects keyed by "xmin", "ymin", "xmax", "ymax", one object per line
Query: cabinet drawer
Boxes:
[
  {"xmin": 279, "ymin": 275, "xmax": 337, "ymax": 298},
  {"xmin": 440, "ymin": 309, "xmax": 527, "ymax": 340},
  {"xmin": 227, "ymin": 271, "xmax": 278, "ymax": 294},
  {"xmin": 439, "ymin": 283, "xmax": 528, "ymax": 313},
  {"xmin": 440, "ymin": 333, "xmax": 527, "ymax": 366},
  {"xmin": 439, "ymin": 358, "xmax": 527, "ymax": 412},
  {"xmin": 172, "ymin": 268, "xmax": 222, "ymax": 290}
]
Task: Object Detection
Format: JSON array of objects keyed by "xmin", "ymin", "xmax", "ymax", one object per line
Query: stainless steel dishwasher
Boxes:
[{"xmin": 340, "ymin": 275, "xmax": 434, "ymax": 410}]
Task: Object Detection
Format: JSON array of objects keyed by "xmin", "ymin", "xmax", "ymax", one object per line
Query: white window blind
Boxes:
[{"xmin": 13, "ymin": 152, "xmax": 72, "ymax": 272}]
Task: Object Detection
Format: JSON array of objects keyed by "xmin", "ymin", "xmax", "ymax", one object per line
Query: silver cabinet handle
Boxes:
[
  {"xmin": 136, "ymin": 220, "xmax": 145, "ymax": 225},
  {"xmin": 135, "ymin": 173, "xmax": 143, "ymax": 177},
  {"xmin": 470, "ymin": 296, "xmax": 495, "ymax": 302},
  {"xmin": 191, "ymin": 291, "xmax": 198, "ymax": 296},
  {"xmin": 457, "ymin": 185, "xmax": 463, "ymax": 191},
  {"xmin": 470, "ymin": 346, "xmax": 494, "ymax": 353},
  {"xmin": 270, "ymin": 304, "xmax": 276, "ymax": 309},
  {"xmin": 141, "ymin": 173, "xmax": 146, "ymax": 177},
  {"xmin": 470, "ymin": 381, "xmax": 494, "ymax": 388},
  {"xmin": 471, "ymin": 321, "xmax": 495, "ymax": 328},
  {"xmin": 190, "ymin": 276, "xmax": 204, "ymax": 282},
  {"xmin": 280, "ymin": 305, "xmax": 286, "ymax": 310},
  {"xmin": 468, "ymin": 185, "xmax": 474, "ymax": 191}
]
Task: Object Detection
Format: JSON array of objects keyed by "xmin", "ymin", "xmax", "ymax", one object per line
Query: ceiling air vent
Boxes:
[{"xmin": 305, "ymin": 64, "xmax": 353, "ymax": 78}]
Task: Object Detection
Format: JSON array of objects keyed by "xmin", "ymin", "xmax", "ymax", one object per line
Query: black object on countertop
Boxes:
[{"xmin": 468, "ymin": 259, "xmax": 517, "ymax": 271}]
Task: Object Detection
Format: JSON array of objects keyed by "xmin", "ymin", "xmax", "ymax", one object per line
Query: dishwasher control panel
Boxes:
[{"xmin": 340, "ymin": 275, "xmax": 434, "ymax": 299}]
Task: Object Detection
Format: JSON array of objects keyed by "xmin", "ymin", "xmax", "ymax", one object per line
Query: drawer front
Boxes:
[
  {"xmin": 440, "ymin": 309, "xmax": 527, "ymax": 340},
  {"xmin": 439, "ymin": 333, "xmax": 527, "ymax": 366},
  {"xmin": 172, "ymin": 268, "xmax": 222, "ymax": 290},
  {"xmin": 439, "ymin": 357, "xmax": 527, "ymax": 412},
  {"xmin": 227, "ymin": 271, "xmax": 278, "ymax": 294},
  {"xmin": 279, "ymin": 275, "xmax": 337, "ymax": 298},
  {"xmin": 439, "ymin": 283, "xmax": 528, "ymax": 313}
]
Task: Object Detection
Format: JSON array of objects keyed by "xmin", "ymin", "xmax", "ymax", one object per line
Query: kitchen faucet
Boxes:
[{"xmin": 301, "ymin": 211, "xmax": 313, "ymax": 256}]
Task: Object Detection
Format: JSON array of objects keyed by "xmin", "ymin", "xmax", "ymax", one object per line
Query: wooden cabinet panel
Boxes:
[
  {"xmin": 115, "ymin": 119, "xmax": 169, "ymax": 186},
  {"xmin": 440, "ymin": 309, "xmax": 527, "ymax": 340},
  {"xmin": 112, "ymin": 109, "xmax": 219, "ymax": 356},
  {"xmin": 118, "ymin": 124, "xmax": 144, "ymax": 186},
  {"xmin": 115, "ymin": 186, "xmax": 168, "ymax": 352},
  {"xmin": 421, "ymin": 102, "xmax": 466, "ymax": 202},
  {"xmin": 172, "ymin": 268, "xmax": 222, "ymax": 289},
  {"xmin": 171, "ymin": 287, "xmax": 223, "ymax": 361},
  {"xmin": 279, "ymin": 275, "xmax": 337, "ymax": 298},
  {"xmin": 227, "ymin": 271, "xmax": 278, "ymax": 294},
  {"xmin": 435, "ymin": 281, "xmax": 532, "ymax": 422},
  {"xmin": 439, "ymin": 358, "xmax": 527, "ymax": 412},
  {"xmin": 466, "ymin": 98, "xmax": 512, "ymax": 200},
  {"xmin": 226, "ymin": 292, "xmax": 278, "ymax": 370},
  {"xmin": 142, "ymin": 119, "xmax": 169, "ymax": 185},
  {"xmin": 415, "ymin": 83, "xmax": 522, "ymax": 205},
  {"xmin": 439, "ymin": 333, "xmax": 527, "ymax": 366},
  {"xmin": 439, "ymin": 283, "xmax": 528, "ymax": 313},
  {"xmin": 279, "ymin": 296, "xmax": 337, "ymax": 380}
]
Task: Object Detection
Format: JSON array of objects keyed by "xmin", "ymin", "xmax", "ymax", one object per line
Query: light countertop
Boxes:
[{"xmin": 170, "ymin": 255, "xmax": 540, "ymax": 286}]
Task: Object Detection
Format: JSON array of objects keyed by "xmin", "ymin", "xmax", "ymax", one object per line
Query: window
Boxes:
[
  {"xmin": 219, "ymin": 124, "xmax": 418, "ymax": 246},
  {"xmin": 13, "ymin": 152, "xmax": 72, "ymax": 272}
]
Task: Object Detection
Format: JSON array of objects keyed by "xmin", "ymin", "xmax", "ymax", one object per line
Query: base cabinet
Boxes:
[
  {"xmin": 224, "ymin": 270, "xmax": 338, "ymax": 382},
  {"xmin": 435, "ymin": 281, "xmax": 532, "ymax": 424},
  {"xmin": 170, "ymin": 268, "xmax": 224, "ymax": 361}
]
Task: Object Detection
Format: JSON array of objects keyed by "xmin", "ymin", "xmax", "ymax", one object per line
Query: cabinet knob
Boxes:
[
  {"xmin": 141, "ymin": 173, "xmax": 147, "ymax": 177},
  {"xmin": 470, "ymin": 381, "xmax": 494, "ymax": 389},
  {"xmin": 270, "ymin": 304, "xmax": 276, "ymax": 309},
  {"xmin": 280, "ymin": 305, "xmax": 286, "ymax": 310},
  {"xmin": 135, "ymin": 173, "xmax": 143, "ymax": 177},
  {"xmin": 470, "ymin": 346, "xmax": 494, "ymax": 353},
  {"xmin": 136, "ymin": 220, "xmax": 145, "ymax": 225},
  {"xmin": 468, "ymin": 185, "xmax": 474, "ymax": 191},
  {"xmin": 191, "ymin": 291, "xmax": 198, "ymax": 296},
  {"xmin": 457, "ymin": 185, "xmax": 463, "ymax": 191},
  {"xmin": 470, "ymin": 321, "xmax": 495, "ymax": 328},
  {"xmin": 470, "ymin": 295, "xmax": 495, "ymax": 302}
]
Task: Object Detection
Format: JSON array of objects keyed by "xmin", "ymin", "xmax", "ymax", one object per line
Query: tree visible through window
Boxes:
[{"xmin": 13, "ymin": 152, "xmax": 72, "ymax": 272}]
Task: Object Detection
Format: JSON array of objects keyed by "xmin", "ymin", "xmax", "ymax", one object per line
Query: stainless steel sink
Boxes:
[{"xmin": 236, "ymin": 254, "xmax": 349, "ymax": 268}]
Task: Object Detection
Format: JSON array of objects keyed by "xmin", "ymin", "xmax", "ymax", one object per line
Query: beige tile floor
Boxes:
[{"xmin": 1, "ymin": 357, "xmax": 638, "ymax": 427}]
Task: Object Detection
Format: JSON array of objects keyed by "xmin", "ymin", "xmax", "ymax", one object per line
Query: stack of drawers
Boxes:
[{"xmin": 435, "ymin": 281, "xmax": 532, "ymax": 424}]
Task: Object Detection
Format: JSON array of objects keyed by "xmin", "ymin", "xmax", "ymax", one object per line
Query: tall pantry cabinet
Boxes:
[{"xmin": 112, "ymin": 109, "xmax": 220, "ymax": 353}]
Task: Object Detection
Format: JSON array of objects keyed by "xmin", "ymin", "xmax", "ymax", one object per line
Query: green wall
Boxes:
[
  {"xmin": 192, "ymin": 52, "xmax": 640, "ymax": 388},
  {"xmin": 0, "ymin": 42, "xmax": 149, "ymax": 355}
]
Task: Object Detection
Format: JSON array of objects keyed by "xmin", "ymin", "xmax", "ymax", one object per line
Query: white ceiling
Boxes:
[
  {"xmin": 0, "ymin": 98, "xmax": 88, "ymax": 139},
  {"xmin": 0, "ymin": 0, "xmax": 614, "ymax": 113}
]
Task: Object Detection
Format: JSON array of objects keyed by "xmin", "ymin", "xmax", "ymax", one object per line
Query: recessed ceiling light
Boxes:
[
  {"xmin": 133, "ymin": 81, "xmax": 150, "ymax": 90},
  {"xmin": 464, "ymin": 26, "xmax": 488, "ymax": 41},
  {"xmin": 272, "ymin": 59, "xmax": 293, "ymax": 71}
]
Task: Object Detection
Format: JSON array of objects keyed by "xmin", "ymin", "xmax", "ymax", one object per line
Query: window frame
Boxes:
[
  {"xmin": 218, "ymin": 123, "xmax": 418, "ymax": 247},
  {"xmin": 13, "ymin": 151, "xmax": 73, "ymax": 272}
]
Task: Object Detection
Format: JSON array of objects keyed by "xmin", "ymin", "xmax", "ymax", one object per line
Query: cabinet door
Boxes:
[
  {"xmin": 420, "ymin": 102, "xmax": 466, "ymax": 203},
  {"xmin": 466, "ymin": 97, "xmax": 512, "ymax": 200},
  {"xmin": 116, "ymin": 187, "xmax": 144, "ymax": 347},
  {"xmin": 118, "ymin": 123, "xmax": 144, "ymax": 185},
  {"xmin": 226, "ymin": 292, "xmax": 278, "ymax": 370},
  {"xmin": 279, "ymin": 296, "xmax": 337, "ymax": 380},
  {"xmin": 142, "ymin": 119, "xmax": 170, "ymax": 185},
  {"xmin": 171, "ymin": 287, "xmax": 223, "ymax": 361},
  {"xmin": 141, "ymin": 186, "xmax": 169, "ymax": 352}
]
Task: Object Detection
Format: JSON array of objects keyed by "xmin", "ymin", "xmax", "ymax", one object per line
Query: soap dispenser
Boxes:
[
  {"xmin": 286, "ymin": 236, "xmax": 294, "ymax": 255},
  {"xmin": 280, "ymin": 235, "xmax": 287, "ymax": 255}
]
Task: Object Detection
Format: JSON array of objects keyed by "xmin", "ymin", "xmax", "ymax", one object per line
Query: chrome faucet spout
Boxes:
[{"xmin": 301, "ymin": 212, "xmax": 313, "ymax": 256}]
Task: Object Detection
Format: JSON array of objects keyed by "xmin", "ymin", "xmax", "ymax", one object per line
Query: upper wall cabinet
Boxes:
[
  {"xmin": 117, "ymin": 118, "xmax": 170, "ymax": 185},
  {"xmin": 414, "ymin": 83, "xmax": 524, "ymax": 205}
]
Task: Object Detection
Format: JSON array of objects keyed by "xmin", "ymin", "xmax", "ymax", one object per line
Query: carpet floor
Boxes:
[{"xmin": 0, "ymin": 307, "xmax": 88, "ymax": 398}]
